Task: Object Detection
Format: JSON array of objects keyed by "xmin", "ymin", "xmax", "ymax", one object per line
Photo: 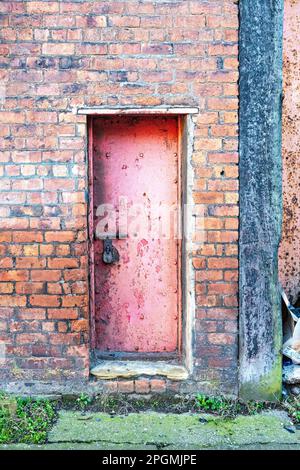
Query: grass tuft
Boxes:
[
  {"xmin": 195, "ymin": 394, "xmax": 274, "ymax": 419},
  {"xmin": 0, "ymin": 393, "xmax": 56, "ymax": 444}
]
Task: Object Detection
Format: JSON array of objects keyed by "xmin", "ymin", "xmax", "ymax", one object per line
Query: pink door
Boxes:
[{"xmin": 92, "ymin": 116, "xmax": 180, "ymax": 353}]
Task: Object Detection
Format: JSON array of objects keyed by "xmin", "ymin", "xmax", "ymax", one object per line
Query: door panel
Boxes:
[{"xmin": 92, "ymin": 116, "xmax": 180, "ymax": 353}]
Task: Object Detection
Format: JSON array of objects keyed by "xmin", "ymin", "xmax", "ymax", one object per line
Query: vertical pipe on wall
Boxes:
[{"xmin": 239, "ymin": 0, "xmax": 284, "ymax": 401}]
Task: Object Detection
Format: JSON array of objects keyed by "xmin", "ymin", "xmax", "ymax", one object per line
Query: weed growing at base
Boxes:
[{"xmin": 0, "ymin": 393, "xmax": 56, "ymax": 444}]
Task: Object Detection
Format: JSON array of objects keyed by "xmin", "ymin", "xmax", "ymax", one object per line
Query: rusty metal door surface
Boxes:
[{"xmin": 92, "ymin": 116, "xmax": 180, "ymax": 353}]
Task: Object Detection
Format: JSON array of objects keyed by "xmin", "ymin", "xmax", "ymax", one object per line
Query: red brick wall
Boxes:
[{"xmin": 0, "ymin": 0, "xmax": 239, "ymax": 395}]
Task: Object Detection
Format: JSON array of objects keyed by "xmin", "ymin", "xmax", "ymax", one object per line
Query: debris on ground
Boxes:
[{"xmin": 282, "ymin": 290, "xmax": 300, "ymax": 384}]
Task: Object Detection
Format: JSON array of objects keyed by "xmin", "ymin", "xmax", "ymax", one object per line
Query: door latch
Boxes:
[{"xmin": 102, "ymin": 238, "xmax": 120, "ymax": 265}]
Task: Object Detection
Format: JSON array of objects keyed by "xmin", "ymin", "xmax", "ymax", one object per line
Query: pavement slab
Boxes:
[{"xmin": 1, "ymin": 410, "xmax": 300, "ymax": 450}]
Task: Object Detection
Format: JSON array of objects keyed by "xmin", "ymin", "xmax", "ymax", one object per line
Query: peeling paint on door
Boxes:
[{"xmin": 92, "ymin": 116, "xmax": 180, "ymax": 353}]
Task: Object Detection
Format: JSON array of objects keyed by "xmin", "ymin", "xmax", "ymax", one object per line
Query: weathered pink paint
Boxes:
[
  {"xmin": 279, "ymin": 0, "xmax": 300, "ymax": 304},
  {"xmin": 92, "ymin": 116, "xmax": 180, "ymax": 352}
]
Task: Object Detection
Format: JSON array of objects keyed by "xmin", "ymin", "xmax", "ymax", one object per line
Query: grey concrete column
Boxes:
[{"xmin": 239, "ymin": 0, "xmax": 284, "ymax": 401}]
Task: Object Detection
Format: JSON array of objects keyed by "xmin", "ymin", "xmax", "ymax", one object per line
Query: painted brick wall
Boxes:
[{"xmin": 0, "ymin": 0, "xmax": 239, "ymax": 395}]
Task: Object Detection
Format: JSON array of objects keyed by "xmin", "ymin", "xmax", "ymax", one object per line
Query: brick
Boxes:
[
  {"xmin": 15, "ymin": 282, "xmax": 44, "ymax": 294},
  {"xmin": 17, "ymin": 334, "xmax": 47, "ymax": 344},
  {"xmin": 55, "ymin": 245, "xmax": 70, "ymax": 256},
  {"xmin": 208, "ymin": 357, "xmax": 235, "ymax": 368},
  {"xmin": 0, "ymin": 271, "xmax": 29, "ymax": 282},
  {"xmin": 45, "ymin": 231, "xmax": 75, "ymax": 243},
  {"xmin": 0, "ymin": 258, "xmax": 13, "ymax": 269},
  {"xmin": 208, "ymin": 98, "xmax": 238, "ymax": 111},
  {"xmin": 117, "ymin": 380, "xmax": 134, "ymax": 393},
  {"xmin": 62, "ymin": 295, "xmax": 86, "ymax": 307},
  {"xmin": 224, "ymin": 270, "xmax": 238, "ymax": 282},
  {"xmin": 208, "ymin": 283, "xmax": 238, "ymax": 295},
  {"xmin": 196, "ymin": 320, "xmax": 217, "ymax": 333},
  {"xmin": 47, "ymin": 258, "xmax": 79, "ymax": 269},
  {"xmin": 27, "ymin": 2, "xmax": 59, "ymax": 13},
  {"xmin": 48, "ymin": 308, "xmax": 78, "ymax": 320},
  {"xmin": 110, "ymin": 16, "xmax": 140, "ymax": 28},
  {"xmin": 23, "ymin": 245, "xmax": 39, "ymax": 257},
  {"xmin": 12, "ymin": 179, "xmax": 43, "ymax": 191},
  {"xmin": 150, "ymin": 379, "xmax": 166, "ymax": 393},
  {"xmin": 203, "ymin": 217, "xmax": 224, "ymax": 230},
  {"xmin": 174, "ymin": 44, "xmax": 206, "ymax": 56},
  {"xmin": 17, "ymin": 308, "xmax": 46, "ymax": 320},
  {"xmin": 196, "ymin": 270, "xmax": 223, "ymax": 282},
  {"xmin": 42, "ymin": 43, "xmax": 75, "ymax": 56},
  {"xmin": 197, "ymin": 112, "xmax": 219, "ymax": 125},
  {"xmin": 210, "ymin": 125, "xmax": 238, "ymax": 137},
  {"xmin": 224, "ymin": 218, "xmax": 239, "ymax": 230},
  {"xmin": 0, "ymin": 296, "xmax": 26, "ymax": 307},
  {"xmin": 213, "ymin": 165, "xmax": 238, "ymax": 178},
  {"xmin": 208, "ymin": 43, "xmax": 238, "ymax": 56},
  {"xmin": 0, "ymin": 283, "xmax": 14, "ymax": 294},
  {"xmin": 44, "ymin": 179, "xmax": 74, "ymax": 191},
  {"xmin": 71, "ymin": 319, "xmax": 88, "ymax": 332},
  {"xmin": 26, "ymin": 111, "xmax": 57, "ymax": 124},
  {"xmin": 208, "ymin": 258, "xmax": 238, "ymax": 270},
  {"xmin": 192, "ymin": 258, "xmax": 206, "ymax": 270},
  {"xmin": 135, "ymin": 379, "xmax": 150, "ymax": 394},
  {"xmin": 102, "ymin": 381, "xmax": 118, "ymax": 393},
  {"xmin": 224, "ymin": 295, "xmax": 238, "ymax": 307},
  {"xmin": 29, "ymin": 295, "xmax": 61, "ymax": 307},
  {"xmin": 57, "ymin": 322, "xmax": 68, "ymax": 333},
  {"xmin": 47, "ymin": 283, "xmax": 62, "ymax": 294},
  {"xmin": 190, "ymin": 2, "xmax": 222, "ymax": 15},
  {"xmin": 221, "ymin": 111, "xmax": 239, "ymax": 124},
  {"xmin": 16, "ymin": 257, "xmax": 46, "ymax": 269},
  {"xmin": 225, "ymin": 192, "xmax": 238, "ymax": 204},
  {"xmin": 193, "ymin": 192, "xmax": 224, "ymax": 204},
  {"xmin": 208, "ymin": 333, "xmax": 236, "ymax": 345},
  {"xmin": 76, "ymin": 43, "xmax": 107, "ymax": 55},
  {"xmin": 31, "ymin": 270, "xmax": 61, "ymax": 282},
  {"xmin": 0, "ymin": 112, "xmax": 25, "ymax": 124},
  {"xmin": 40, "ymin": 245, "xmax": 54, "ymax": 256},
  {"xmin": 197, "ymin": 294, "xmax": 223, "ymax": 307},
  {"xmin": 1, "ymin": 192, "xmax": 26, "ymax": 205},
  {"xmin": 207, "ymin": 231, "xmax": 238, "ymax": 243},
  {"xmin": 196, "ymin": 284, "xmax": 206, "ymax": 295},
  {"xmin": 141, "ymin": 43, "xmax": 173, "ymax": 55},
  {"xmin": 194, "ymin": 138, "xmax": 222, "ymax": 151},
  {"xmin": 64, "ymin": 269, "xmax": 86, "ymax": 281},
  {"xmin": 70, "ymin": 281, "xmax": 87, "ymax": 294},
  {"xmin": 195, "ymin": 344, "xmax": 223, "ymax": 357},
  {"xmin": 210, "ymin": 205, "xmax": 239, "ymax": 217},
  {"xmin": 0, "ymin": 232, "xmax": 12, "ymax": 242}
]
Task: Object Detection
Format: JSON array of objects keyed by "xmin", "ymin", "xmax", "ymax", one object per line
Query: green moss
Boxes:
[
  {"xmin": 239, "ymin": 361, "xmax": 282, "ymax": 402},
  {"xmin": 0, "ymin": 393, "xmax": 56, "ymax": 444}
]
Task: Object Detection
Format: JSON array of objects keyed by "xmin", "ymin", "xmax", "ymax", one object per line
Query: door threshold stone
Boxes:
[{"xmin": 90, "ymin": 360, "xmax": 189, "ymax": 380}]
